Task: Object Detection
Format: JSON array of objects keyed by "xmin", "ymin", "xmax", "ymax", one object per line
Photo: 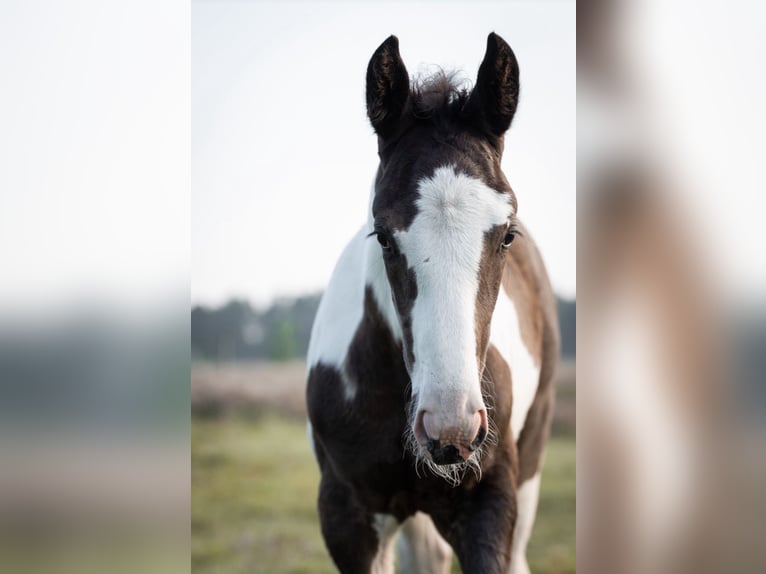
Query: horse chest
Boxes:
[{"xmin": 308, "ymin": 364, "xmax": 410, "ymax": 468}]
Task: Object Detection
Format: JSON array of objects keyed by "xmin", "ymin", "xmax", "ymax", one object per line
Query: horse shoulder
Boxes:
[{"xmin": 489, "ymin": 227, "xmax": 557, "ymax": 443}]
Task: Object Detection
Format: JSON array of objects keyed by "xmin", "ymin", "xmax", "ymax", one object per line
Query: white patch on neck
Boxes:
[
  {"xmin": 394, "ymin": 165, "xmax": 513, "ymax": 406},
  {"xmin": 306, "ymin": 181, "xmax": 402, "ymax": 402},
  {"xmin": 306, "ymin": 226, "xmax": 367, "ymax": 400},
  {"xmin": 489, "ymin": 287, "xmax": 541, "ymax": 441}
]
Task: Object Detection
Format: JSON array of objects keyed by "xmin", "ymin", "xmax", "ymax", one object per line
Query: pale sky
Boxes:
[
  {"xmin": 192, "ymin": 1, "xmax": 576, "ymax": 307},
  {"xmin": 1, "ymin": 0, "xmax": 763, "ymax": 317},
  {"xmin": 0, "ymin": 1, "xmax": 190, "ymax": 314}
]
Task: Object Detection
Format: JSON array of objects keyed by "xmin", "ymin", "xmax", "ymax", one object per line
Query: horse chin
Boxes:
[
  {"xmin": 403, "ymin": 422, "xmax": 484, "ymax": 487},
  {"xmin": 423, "ymin": 451, "xmax": 482, "ymax": 487}
]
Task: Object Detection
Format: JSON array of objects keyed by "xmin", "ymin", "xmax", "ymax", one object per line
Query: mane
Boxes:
[{"xmin": 410, "ymin": 69, "xmax": 472, "ymax": 121}]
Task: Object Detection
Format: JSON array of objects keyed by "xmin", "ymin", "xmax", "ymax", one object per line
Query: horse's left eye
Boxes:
[
  {"xmin": 502, "ymin": 231, "xmax": 515, "ymax": 249},
  {"xmin": 377, "ymin": 233, "xmax": 392, "ymax": 250}
]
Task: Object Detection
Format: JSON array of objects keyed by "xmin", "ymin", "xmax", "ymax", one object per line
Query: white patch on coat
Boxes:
[
  {"xmin": 489, "ymin": 286, "xmax": 541, "ymax": 441},
  {"xmin": 306, "ymin": 420, "xmax": 315, "ymax": 457},
  {"xmin": 509, "ymin": 472, "xmax": 541, "ymax": 574},
  {"xmin": 306, "ymin": 226, "xmax": 367, "ymax": 400},
  {"xmin": 371, "ymin": 513, "xmax": 400, "ymax": 574},
  {"xmin": 306, "ymin": 180, "xmax": 403, "ymax": 402},
  {"xmin": 397, "ymin": 512, "xmax": 453, "ymax": 574},
  {"xmin": 394, "ymin": 165, "xmax": 513, "ymax": 412},
  {"xmin": 365, "ymin": 175, "xmax": 403, "ymax": 342},
  {"xmin": 363, "ymin": 241, "xmax": 403, "ymax": 344}
]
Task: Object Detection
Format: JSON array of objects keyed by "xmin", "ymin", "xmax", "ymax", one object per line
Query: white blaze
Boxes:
[{"xmin": 394, "ymin": 165, "xmax": 513, "ymax": 412}]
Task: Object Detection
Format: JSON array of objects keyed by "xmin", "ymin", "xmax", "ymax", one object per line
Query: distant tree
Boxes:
[
  {"xmin": 557, "ymin": 297, "xmax": 576, "ymax": 358},
  {"xmin": 192, "ymin": 299, "xmax": 261, "ymax": 361},
  {"xmin": 269, "ymin": 319, "xmax": 298, "ymax": 361}
]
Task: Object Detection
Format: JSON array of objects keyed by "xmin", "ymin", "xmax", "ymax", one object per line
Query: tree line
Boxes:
[{"xmin": 192, "ymin": 293, "xmax": 575, "ymax": 362}]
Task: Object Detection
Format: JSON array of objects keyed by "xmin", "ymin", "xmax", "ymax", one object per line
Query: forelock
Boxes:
[{"xmin": 411, "ymin": 69, "xmax": 471, "ymax": 120}]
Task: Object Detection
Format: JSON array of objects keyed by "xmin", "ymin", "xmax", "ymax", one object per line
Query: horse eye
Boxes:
[
  {"xmin": 502, "ymin": 231, "xmax": 515, "ymax": 249},
  {"xmin": 377, "ymin": 233, "xmax": 391, "ymax": 250}
]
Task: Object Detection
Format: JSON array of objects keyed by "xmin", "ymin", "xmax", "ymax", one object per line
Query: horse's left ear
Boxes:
[{"xmin": 463, "ymin": 32, "xmax": 520, "ymax": 139}]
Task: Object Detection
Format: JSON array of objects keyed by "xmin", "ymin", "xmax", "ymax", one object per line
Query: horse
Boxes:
[{"xmin": 306, "ymin": 33, "xmax": 559, "ymax": 574}]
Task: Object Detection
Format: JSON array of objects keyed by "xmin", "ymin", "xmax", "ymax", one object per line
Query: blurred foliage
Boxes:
[
  {"xmin": 192, "ymin": 294, "xmax": 575, "ymax": 362},
  {"xmin": 557, "ymin": 297, "xmax": 576, "ymax": 358},
  {"xmin": 192, "ymin": 415, "xmax": 575, "ymax": 574},
  {"xmin": 192, "ymin": 295, "xmax": 320, "ymax": 362},
  {"xmin": 0, "ymin": 309, "xmax": 190, "ymax": 432},
  {"xmin": 270, "ymin": 320, "xmax": 298, "ymax": 361}
]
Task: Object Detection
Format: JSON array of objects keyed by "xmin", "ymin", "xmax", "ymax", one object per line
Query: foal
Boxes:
[{"xmin": 306, "ymin": 33, "xmax": 559, "ymax": 574}]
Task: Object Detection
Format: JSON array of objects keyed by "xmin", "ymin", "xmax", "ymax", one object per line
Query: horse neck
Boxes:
[{"xmin": 361, "ymin": 181, "xmax": 403, "ymax": 343}]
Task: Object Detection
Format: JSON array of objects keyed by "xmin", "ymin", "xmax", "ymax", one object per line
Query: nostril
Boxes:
[
  {"xmin": 469, "ymin": 408, "xmax": 489, "ymax": 452},
  {"xmin": 414, "ymin": 410, "xmax": 428, "ymax": 445},
  {"xmin": 415, "ymin": 408, "xmax": 487, "ymax": 461},
  {"xmin": 416, "ymin": 412, "xmax": 444, "ymax": 455},
  {"xmin": 469, "ymin": 426, "xmax": 487, "ymax": 451}
]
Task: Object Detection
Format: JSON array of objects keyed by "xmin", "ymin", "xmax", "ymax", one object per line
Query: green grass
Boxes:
[
  {"xmin": 527, "ymin": 437, "xmax": 576, "ymax": 574},
  {"xmin": 192, "ymin": 415, "xmax": 574, "ymax": 573}
]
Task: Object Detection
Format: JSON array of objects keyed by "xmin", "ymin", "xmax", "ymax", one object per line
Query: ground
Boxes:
[{"xmin": 192, "ymin": 413, "xmax": 575, "ymax": 574}]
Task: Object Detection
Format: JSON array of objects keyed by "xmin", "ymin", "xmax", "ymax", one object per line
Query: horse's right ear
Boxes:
[{"xmin": 366, "ymin": 35, "xmax": 410, "ymax": 139}]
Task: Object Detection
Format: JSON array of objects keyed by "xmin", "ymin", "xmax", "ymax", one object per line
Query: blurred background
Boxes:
[
  {"xmin": 5, "ymin": 1, "xmax": 763, "ymax": 573},
  {"xmin": 0, "ymin": 1, "xmax": 190, "ymax": 573},
  {"xmin": 578, "ymin": 0, "xmax": 766, "ymax": 573},
  {"xmin": 191, "ymin": 1, "xmax": 575, "ymax": 573}
]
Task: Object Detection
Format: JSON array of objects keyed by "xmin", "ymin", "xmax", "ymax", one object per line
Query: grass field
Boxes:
[{"xmin": 192, "ymin": 414, "xmax": 575, "ymax": 573}]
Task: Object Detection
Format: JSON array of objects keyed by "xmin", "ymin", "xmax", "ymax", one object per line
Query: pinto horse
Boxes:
[{"xmin": 306, "ymin": 33, "xmax": 559, "ymax": 574}]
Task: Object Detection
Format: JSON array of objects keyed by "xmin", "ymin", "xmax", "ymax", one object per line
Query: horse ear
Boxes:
[
  {"xmin": 366, "ymin": 35, "xmax": 410, "ymax": 138},
  {"xmin": 464, "ymin": 32, "xmax": 520, "ymax": 139}
]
